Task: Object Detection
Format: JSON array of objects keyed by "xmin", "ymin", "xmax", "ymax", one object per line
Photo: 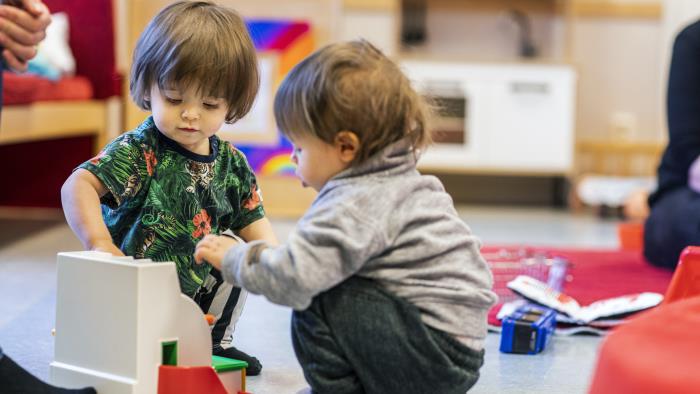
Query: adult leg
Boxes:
[
  {"xmin": 292, "ymin": 276, "xmax": 483, "ymax": 394},
  {"xmin": 645, "ymin": 187, "xmax": 700, "ymax": 268}
]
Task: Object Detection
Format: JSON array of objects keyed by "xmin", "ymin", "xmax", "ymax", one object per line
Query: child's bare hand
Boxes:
[
  {"xmin": 91, "ymin": 241, "xmax": 125, "ymax": 257},
  {"xmin": 623, "ymin": 188, "xmax": 650, "ymax": 221},
  {"xmin": 194, "ymin": 234, "xmax": 239, "ymax": 270}
]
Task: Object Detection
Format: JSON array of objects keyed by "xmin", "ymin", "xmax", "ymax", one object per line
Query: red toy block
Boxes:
[
  {"xmin": 158, "ymin": 365, "xmax": 227, "ymax": 394},
  {"xmin": 663, "ymin": 246, "xmax": 700, "ymax": 305}
]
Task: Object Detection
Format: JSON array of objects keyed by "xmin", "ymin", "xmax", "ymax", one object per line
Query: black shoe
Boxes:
[
  {"xmin": 0, "ymin": 354, "xmax": 96, "ymax": 393},
  {"xmin": 213, "ymin": 346, "xmax": 262, "ymax": 376}
]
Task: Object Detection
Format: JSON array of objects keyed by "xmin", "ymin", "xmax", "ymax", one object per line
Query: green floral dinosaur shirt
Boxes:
[{"xmin": 79, "ymin": 117, "xmax": 265, "ymax": 296}]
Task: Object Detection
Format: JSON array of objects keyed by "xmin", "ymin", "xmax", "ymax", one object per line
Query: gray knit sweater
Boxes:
[{"xmin": 222, "ymin": 141, "xmax": 497, "ymax": 349}]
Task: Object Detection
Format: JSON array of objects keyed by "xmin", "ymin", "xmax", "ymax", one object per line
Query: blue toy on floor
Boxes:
[{"xmin": 500, "ymin": 303, "xmax": 556, "ymax": 354}]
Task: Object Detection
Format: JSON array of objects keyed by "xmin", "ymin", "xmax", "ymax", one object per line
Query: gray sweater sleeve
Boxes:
[{"xmin": 220, "ymin": 203, "xmax": 386, "ymax": 310}]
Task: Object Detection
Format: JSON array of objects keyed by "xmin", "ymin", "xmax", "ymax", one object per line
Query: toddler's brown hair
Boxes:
[
  {"xmin": 130, "ymin": 1, "xmax": 259, "ymax": 123},
  {"xmin": 274, "ymin": 40, "xmax": 431, "ymax": 164}
]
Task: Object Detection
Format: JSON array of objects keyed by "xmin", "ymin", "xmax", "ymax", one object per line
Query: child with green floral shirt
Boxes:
[{"xmin": 60, "ymin": 1, "xmax": 275, "ymax": 375}]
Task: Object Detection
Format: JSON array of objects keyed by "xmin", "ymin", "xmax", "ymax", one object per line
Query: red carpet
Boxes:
[{"xmin": 483, "ymin": 246, "xmax": 674, "ymax": 307}]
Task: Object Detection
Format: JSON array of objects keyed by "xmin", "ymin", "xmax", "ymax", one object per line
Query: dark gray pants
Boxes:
[
  {"xmin": 645, "ymin": 187, "xmax": 700, "ymax": 269},
  {"xmin": 292, "ymin": 276, "xmax": 484, "ymax": 394}
]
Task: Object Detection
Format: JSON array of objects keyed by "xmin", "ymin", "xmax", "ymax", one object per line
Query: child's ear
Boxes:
[{"xmin": 334, "ymin": 131, "xmax": 360, "ymax": 164}]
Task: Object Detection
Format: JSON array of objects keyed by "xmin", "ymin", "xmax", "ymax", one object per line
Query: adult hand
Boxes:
[
  {"xmin": 194, "ymin": 234, "xmax": 239, "ymax": 270},
  {"xmin": 0, "ymin": 0, "xmax": 51, "ymax": 72},
  {"xmin": 623, "ymin": 189, "xmax": 650, "ymax": 221}
]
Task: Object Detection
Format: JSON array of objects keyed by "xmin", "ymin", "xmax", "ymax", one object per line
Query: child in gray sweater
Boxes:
[{"xmin": 195, "ymin": 40, "xmax": 497, "ymax": 393}]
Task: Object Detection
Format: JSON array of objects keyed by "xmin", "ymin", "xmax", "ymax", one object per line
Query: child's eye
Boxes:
[
  {"xmin": 166, "ymin": 97, "xmax": 182, "ymax": 104},
  {"xmin": 203, "ymin": 103, "xmax": 220, "ymax": 109}
]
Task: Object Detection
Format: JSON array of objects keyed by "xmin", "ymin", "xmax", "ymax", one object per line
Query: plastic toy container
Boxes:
[
  {"xmin": 617, "ymin": 221, "xmax": 644, "ymax": 251},
  {"xmin": 500, "ymin": 303, "xmax": 557, "ymax": 354},
  {"xmin": 482, "ymin": 248, "xmax": 569, "ymax": 303}
]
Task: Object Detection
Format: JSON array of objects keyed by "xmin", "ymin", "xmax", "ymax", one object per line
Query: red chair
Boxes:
[{"xmin": 0, "ymin": 0, "xmax": 121, "ymax": 208}]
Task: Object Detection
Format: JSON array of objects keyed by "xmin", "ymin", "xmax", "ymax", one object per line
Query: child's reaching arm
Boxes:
[
  {"xmin": 194, "ymin": 234, "xmax": 238, "ymax": 271},
  {"xmin": 238, "ymin": 217, "xmax": 278, "ymax": 246},
  {"xmin": 196, "ymin": 217, "xmax": 277, "ymax": 270},
  {"xmin": 61, "ymin": 169, "xmax": 124, "ymax": 256},
  {"xmin": 195, "ymin": 203, "xmax": 385, "ymax": 310}
]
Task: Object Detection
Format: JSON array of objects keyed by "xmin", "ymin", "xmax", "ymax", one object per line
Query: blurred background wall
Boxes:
[{"xmin": 1, "ymin": 0, "xmax": 696, "ymax": 217}]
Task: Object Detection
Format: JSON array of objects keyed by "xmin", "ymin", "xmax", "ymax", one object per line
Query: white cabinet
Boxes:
[{"xmin": 401, "ymin": 60, "xmax": 576, "ymax": 174}]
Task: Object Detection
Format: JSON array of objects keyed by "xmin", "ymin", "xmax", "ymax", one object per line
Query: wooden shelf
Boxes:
[
  {"xmin": 576, "ymin": 139, "xmax": 664, "ymax": 155},
  {"xmin": 576, "ymin": 139, "xmax": 664, "ymax": 176},
  {"xmin": 398, "ymin": 49, "xmax": 573, "ymax": 66},
  {"xmin": 343, "ymin": 0, "xmax": 398, "ymax": 12},
  {"xmin": 425, "ymin": 0, "xmax": 561, "ymax": 13},
  {"xmin": 418, "ymin": 164, "xmax": 571, "ymax": 177},
  {"xmin": 0, "ymin": 100, "xmax": 107, "ymax": 152},
  {"xmin": 571, "ymin": 1, "xmax": 662, "ymax": 19},
  {"xmin": 420, "ymin": 0, "xmax": 661, "ymax": 18}
]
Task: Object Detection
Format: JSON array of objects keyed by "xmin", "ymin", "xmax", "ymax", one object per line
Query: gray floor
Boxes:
[{"xmin": 0, "ymin": 206, "xmax": 619, "ymax": 393}]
